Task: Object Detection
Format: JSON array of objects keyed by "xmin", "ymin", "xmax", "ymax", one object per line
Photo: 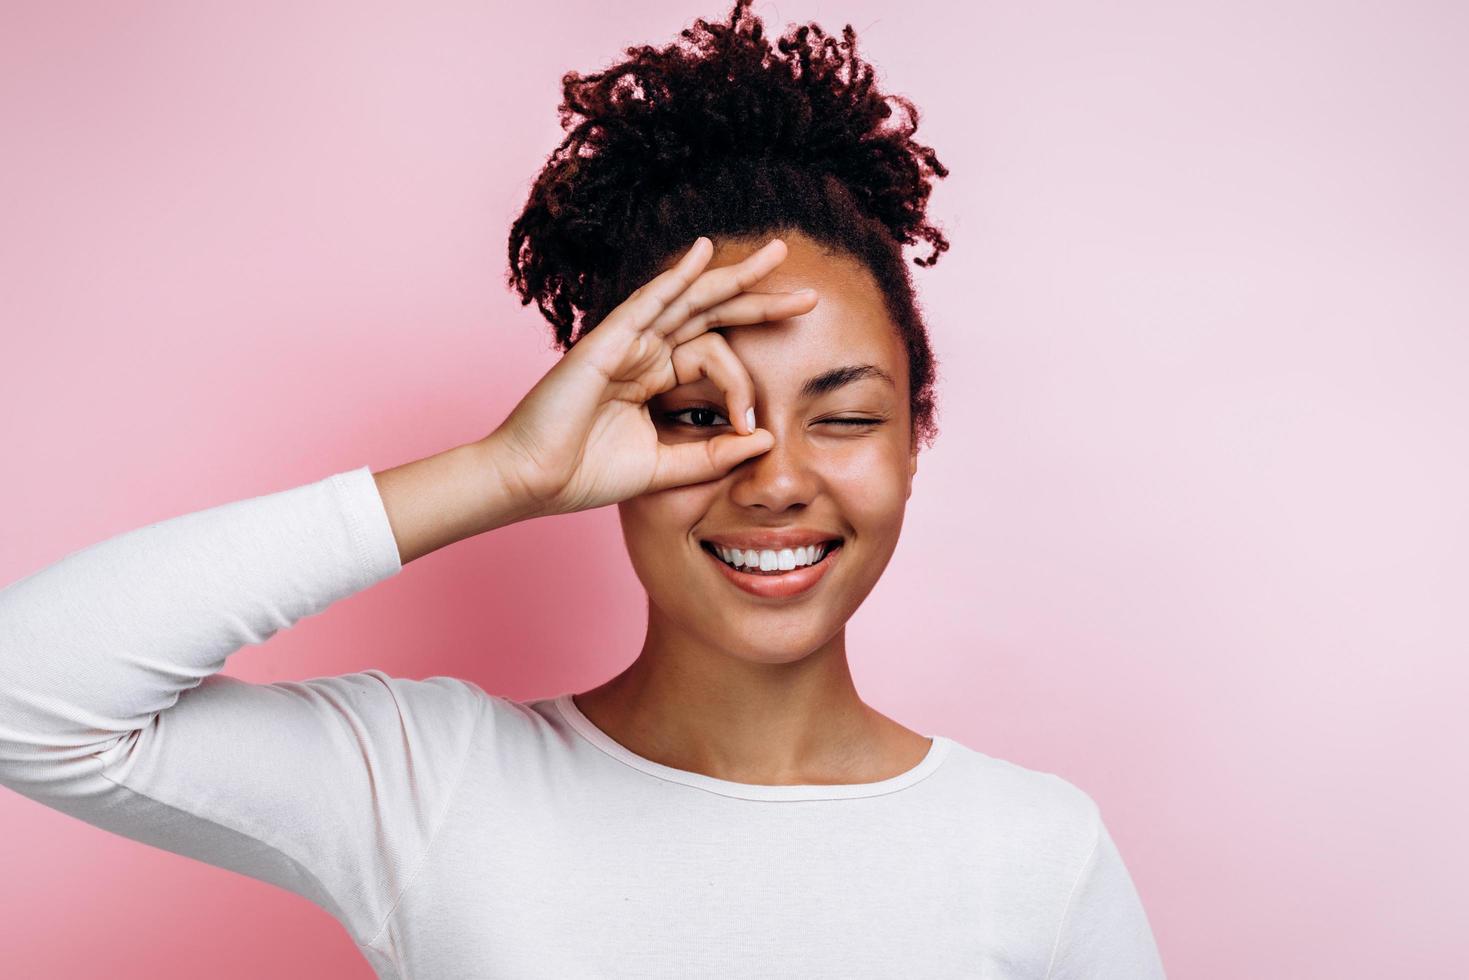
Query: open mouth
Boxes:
[{"xmin": 699, "ymin": 539, "xmax": 844, "ymax": 576}]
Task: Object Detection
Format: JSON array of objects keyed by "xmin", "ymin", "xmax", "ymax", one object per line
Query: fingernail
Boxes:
[{"xmin": 746, "ymin": 407, "xmax": 756, "ymax": 433}]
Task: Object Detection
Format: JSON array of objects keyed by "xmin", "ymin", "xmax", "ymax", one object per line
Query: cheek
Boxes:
[
  {"xmin": 825, "ymin": 442, "xmax": 911, "ymax": 530},
  {"xmin": 617, "ymin": 485, "xmax": 718, "ymax": 559}
]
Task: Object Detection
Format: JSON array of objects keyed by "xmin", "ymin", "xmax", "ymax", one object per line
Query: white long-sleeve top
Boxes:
[{"xmin": 0, "ymin": 465, "xmax": 1165, "ymax": 979}]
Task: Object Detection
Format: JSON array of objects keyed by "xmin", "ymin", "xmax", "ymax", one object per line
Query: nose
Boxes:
[{"xmin": 727, "ymin": 424, "xmax": 819, "ymax": 512}]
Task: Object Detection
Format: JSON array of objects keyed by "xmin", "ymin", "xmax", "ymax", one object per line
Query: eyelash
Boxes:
[{"xmin": 663, "ymin": 408, "xmax": 885, "ymax": 430}]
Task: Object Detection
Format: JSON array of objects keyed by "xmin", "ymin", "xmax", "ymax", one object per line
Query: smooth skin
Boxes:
[{"xmin": 372, "ymin": 232, "xmax": 929, "ymax": 785}]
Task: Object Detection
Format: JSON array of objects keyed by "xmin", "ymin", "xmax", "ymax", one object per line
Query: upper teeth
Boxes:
[{"xmin": 711, "ymin": 542, "xmax": 830, "ymax": 571}]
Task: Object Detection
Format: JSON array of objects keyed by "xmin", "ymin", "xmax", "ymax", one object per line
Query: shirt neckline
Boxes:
[{"xmin": 552, "ymin": 692, "xmax": 952, "ymax": 802}]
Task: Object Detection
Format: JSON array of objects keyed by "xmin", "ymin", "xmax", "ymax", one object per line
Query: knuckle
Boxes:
[{"xmin": 675, "ymin": 295, "xmax": 698, "ymax": 324}]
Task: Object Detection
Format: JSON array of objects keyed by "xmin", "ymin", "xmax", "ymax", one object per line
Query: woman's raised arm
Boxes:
[
  {"xmin": 0, "ymin": 463, "xmax": 483, "ymax": 947},
  {"xmin": 0, "ymin": 234, "xmax": 815, "ymax": 952}
]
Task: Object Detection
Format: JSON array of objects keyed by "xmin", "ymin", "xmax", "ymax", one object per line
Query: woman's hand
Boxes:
[{"xmin": 484, "ymin": 236, "xmax": 818, "ymax": 519}]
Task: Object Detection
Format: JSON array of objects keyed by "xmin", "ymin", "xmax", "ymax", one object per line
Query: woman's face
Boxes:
[{"xmin": 616, "ymin": 230, "xmax": 919, "ymax": 665}]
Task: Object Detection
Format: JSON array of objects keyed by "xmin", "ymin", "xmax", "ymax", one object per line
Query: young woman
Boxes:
[{"xmin": 0, "ymin": 2, "xmax": 1164, "ymax": 976}]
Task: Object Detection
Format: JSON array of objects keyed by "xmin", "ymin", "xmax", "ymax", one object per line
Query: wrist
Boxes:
[{"xmin": 465, "ymin": 435, "xmax": 548, "ymax": 532}]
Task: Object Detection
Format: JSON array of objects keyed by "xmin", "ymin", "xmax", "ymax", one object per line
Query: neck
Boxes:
[{"xmin": 573, "ymin": 603, "xmax": 888, "ymax": 785}]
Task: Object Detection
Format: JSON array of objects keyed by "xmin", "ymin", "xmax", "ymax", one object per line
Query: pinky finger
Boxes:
[{"xmin": 619, "ymin": 237, "xmax": 714, "ymax": 328}]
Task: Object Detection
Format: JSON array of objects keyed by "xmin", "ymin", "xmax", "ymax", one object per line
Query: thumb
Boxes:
[{"xmin": 647, "ymin": 429, "xmax": 775, "ymax": 493}]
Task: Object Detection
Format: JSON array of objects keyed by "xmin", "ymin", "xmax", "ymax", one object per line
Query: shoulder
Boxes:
[
  {"xmin": 348, "ymin": 672, "xmax": 548, "ymax": 727},
  {"xmin": 935, "ymin": 737, "xmax": 1101, "ymax": 866},
  {"xmin": 355, "ymin": 676, "xmax": 572, "ymax": 753}
]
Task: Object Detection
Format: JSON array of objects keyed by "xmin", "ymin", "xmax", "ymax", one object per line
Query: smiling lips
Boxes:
[{"xmin": 701, "ymin": 539, "xmax": 843, "ymax": 599}]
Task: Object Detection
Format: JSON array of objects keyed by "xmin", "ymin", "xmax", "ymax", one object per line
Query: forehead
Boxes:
[{"xmin": 680, "ymin": 232, "xmax": 905, "ymax": 391}]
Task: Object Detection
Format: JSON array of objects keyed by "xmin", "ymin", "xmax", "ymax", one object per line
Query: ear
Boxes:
[{"xmin": 906, "ymin": 449, "xmax": 918, "ymax": 500}]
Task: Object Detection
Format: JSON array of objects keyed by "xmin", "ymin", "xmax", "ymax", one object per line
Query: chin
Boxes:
[
  {"xmin": 697, "ymin": 600, "xmax": 848, "ymax": 658},
  {"xmin": 712, "ymin": 632, "xmax": 831, "ymax": 666}
]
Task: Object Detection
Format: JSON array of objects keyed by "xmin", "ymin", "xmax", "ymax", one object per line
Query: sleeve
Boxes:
[
  {"xmin": 0, "ymin": 465, "xmax": 485, "ymax": 947},
  {"xmin": 1044, "ymin": 807, "xmax": 1167, "ymax": 979}
]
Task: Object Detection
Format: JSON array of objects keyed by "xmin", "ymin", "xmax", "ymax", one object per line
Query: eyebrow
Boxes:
[{"xmin": 800, "ymin": 364, "xmax": 896, "ymax": 399}]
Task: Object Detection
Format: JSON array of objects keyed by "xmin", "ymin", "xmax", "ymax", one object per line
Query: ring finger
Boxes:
[
  {"xmin": 664, "ymin": 287, "xmax": 818, "ymax": 348},
  {"xmin": 647, "ymin": 238, "xmax": 797, "ymax": 338}
]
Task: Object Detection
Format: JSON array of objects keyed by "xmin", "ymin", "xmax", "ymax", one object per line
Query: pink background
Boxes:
[{"xmin": 2, "ymin": 2, "xmax": 1465, "ymax": 976}]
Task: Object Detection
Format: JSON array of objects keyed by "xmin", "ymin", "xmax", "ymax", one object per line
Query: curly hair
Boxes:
[{"xmin": 506, "ymin": 0, "xmax": 951, "ymax": 451}]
